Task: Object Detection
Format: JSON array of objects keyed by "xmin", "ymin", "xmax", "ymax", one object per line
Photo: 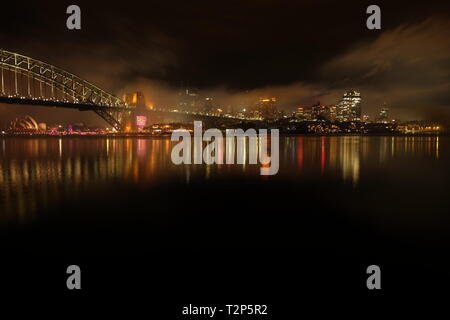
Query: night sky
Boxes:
[{"xmin": 0, "ymin": 0, "xmax": 449, "ymax": 125}]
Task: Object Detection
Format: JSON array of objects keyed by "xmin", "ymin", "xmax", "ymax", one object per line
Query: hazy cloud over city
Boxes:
[{"xmin": 0, "ymin": 0, "xmax": 449, "ymax": 126}]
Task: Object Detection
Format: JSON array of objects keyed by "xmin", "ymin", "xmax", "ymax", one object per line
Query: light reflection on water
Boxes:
[{"xmin": 0, "ymin": 136, "xmax": 444, "ymax": 221}]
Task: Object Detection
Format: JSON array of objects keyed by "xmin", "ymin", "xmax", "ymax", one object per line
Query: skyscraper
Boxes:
[
  {"xmin": 337, "ymin": 91, "xmax": 362, "ymax": 121},
  {"xmin": 178, "ymin": 89, "xmax": 199, "ymax": 112},
  {"xmin": 378, "ymin": 106, "xmax": 389, "ymax": 123},
  {"xmin": 203, "ymin": 97, "xmax": 215, "ymax": 113},
  {"xmin": 254, "ymin": 97, "xmax": 278, "ymax": 120}
]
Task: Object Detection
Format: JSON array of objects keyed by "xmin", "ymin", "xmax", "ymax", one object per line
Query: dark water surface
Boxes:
[
  {"xmin": 1, "ymin": 136, "xmax": 448, "ymax": 227},
  {"xmin": 1, "ymin": 136, "xmax": 449, "ymax": 299}
]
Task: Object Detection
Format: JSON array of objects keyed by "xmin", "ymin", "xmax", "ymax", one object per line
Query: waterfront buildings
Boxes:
[{"xmin": 8, "ymin": 115, "xmax": 46, "ymax": 133}]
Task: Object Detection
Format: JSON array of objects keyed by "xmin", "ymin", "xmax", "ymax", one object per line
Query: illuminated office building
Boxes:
[
  {"xmin": 337, "ymin": 91, "xmax": 362, "ymax": 121},
  {"xmin": 378, "ymin": 106, "xmax": 389, "ymax": 123},
  {"xmin": 178, "ymin": 89, "xmax": 200, "ymax": 112},
  {"xmin": 255, "ymin": 97, "xmax": 278, "ymax": 120}
]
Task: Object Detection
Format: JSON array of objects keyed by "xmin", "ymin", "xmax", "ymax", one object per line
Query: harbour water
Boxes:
[
  {"xmin": 1, "ymin": 135, "xmax": 449, "ymax": 294},
  {"xmin": 0, "ymin": 135, "xmax": 446, "ymax": 222}
]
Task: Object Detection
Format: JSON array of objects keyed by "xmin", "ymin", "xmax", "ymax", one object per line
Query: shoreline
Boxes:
[{"xmin": 0, "ymin": 132, "xmax": 445, "ymax": 138}]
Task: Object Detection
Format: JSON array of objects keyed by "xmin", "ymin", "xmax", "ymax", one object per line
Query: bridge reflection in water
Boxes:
[{"xmin": 0, "ymin": 135, "xmax": 444, "ymax": 222}]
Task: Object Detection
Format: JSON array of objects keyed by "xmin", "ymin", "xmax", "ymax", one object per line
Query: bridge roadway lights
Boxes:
[{"xmin": 1, "ymin": 49, "xmax": 134, "ymax": 129}]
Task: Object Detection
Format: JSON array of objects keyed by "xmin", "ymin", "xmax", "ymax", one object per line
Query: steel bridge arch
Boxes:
[{"xmin": 0, "ymin": 49, "xmax": 133, "ymax": 130}]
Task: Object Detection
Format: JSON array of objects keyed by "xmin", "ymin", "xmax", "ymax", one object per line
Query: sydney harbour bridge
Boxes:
[
  {"xmin": 0, "ymin": 49, "xmax": 137, "ymax": 131},
  {"xmin": 0, "ymin": 49, "xmax": 247, "ymax": 131}
]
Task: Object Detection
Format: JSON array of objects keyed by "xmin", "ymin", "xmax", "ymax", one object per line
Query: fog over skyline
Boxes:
[{"xmin": 0, "ymin": 1, "xmax": 449, "ymax": 126}]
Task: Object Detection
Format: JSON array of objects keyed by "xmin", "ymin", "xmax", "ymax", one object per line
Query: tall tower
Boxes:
[
  {"xmin": 255, "ymin": 97, "xmax": 278, "ymax": 120},
  {"xmin": 122, "ymin": 91, "xmax": 149, "ymax": 131},
  {"xmin": 378, "ymin": 103, "xmax": 389, "ymax": 123},
  {"xmin": 337, "ymin": 91, "xmax": 362, "ymax": 121},
  {"xmin": 178, "ymin": 88, "xmax": 199, "ymax": 112}
]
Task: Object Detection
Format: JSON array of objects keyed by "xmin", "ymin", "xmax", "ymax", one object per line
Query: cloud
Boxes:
[
  {"xmin": 1, "ymin": 15, "xmax": 448, "ymax": 126},
  {"xmin": 320, "ymin": 17, "xmax": 450, "ymax": 120},
  {"xmin": 124, "ymin": 17, "xmax": 450, "ymax": 121},
  {"xmin": 118, "ymin": 78, "xmax": 331, "ymax": 112}
]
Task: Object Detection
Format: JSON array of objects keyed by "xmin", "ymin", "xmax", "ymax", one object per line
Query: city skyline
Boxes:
[
  {"xmin": 0, "ymin": 77, "xmax": 442, "ymax": 130},
  {"xmin": 0, "ymin": 0, "xmax": 449, "ymax": 127},
  {"xmin": 1, "ymin": 83, "xmax": 443, "ymax": 135}
]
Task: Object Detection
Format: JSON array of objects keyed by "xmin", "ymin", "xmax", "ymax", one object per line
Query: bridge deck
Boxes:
[{"xmin": 0, "ymin": 96, "xmax": 134, "ymax": 111}]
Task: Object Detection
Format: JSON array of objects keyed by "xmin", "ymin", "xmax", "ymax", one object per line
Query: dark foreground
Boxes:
[{"xmin": 0, "ymin": 136, "xmax": 449, "ymax": 315}]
